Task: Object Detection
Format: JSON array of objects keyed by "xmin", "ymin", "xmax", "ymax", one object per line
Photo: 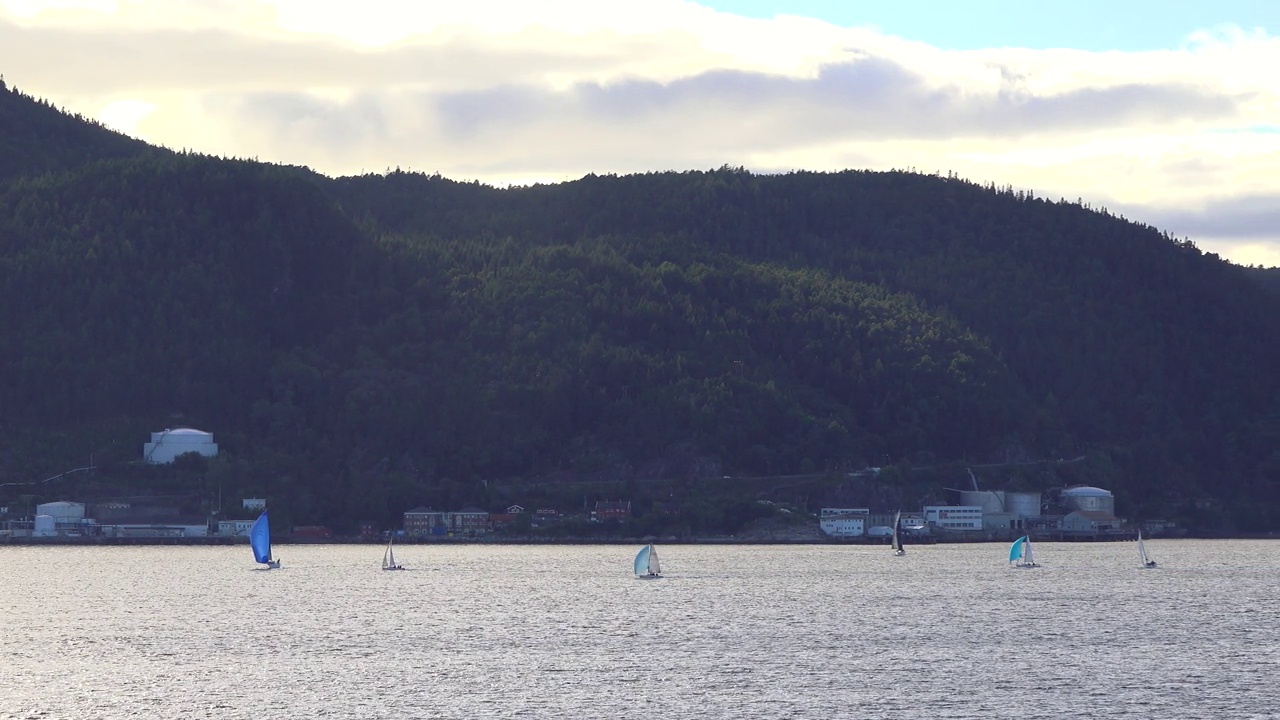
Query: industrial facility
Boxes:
[{"xmin": 818, "ymin": 484, "xmax": 1129, "ymax": 540}]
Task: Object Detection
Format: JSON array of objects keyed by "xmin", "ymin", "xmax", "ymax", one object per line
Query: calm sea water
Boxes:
[{"xmin": 1, "ymin": 540, "xmax": 1276, "ymax": 719}]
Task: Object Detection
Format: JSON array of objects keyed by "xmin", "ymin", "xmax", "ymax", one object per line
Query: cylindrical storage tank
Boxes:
[
  {"xmin": 1061, "ymin": 486, "xmax": 1115, "ymax": 514},
  {"xmin": 959, "ymin": 491, "xmax": 1006, "ymax": 514},
  {"xmin": 33, "ymin": 514, "xmax": 56, "ymax": 537},
  {"xmin": 1007, "ymin": 492, "xmax": 1042, "ymax": 517},
  {"xmin": 144, "ymin": 428, "xmax": 219, "ymax": 464},
  {"xmin": 35, "ymin": 501, "xmax": 85, "ymax": 523}
]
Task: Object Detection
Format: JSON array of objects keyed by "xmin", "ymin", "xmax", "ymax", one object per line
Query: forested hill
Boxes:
[
  {"xmin": 2, "ymin": 81, "xmax": 1277, "ymax": 533},
  {"xmin": 0, "ymin": 78, "xmax": 158, "ymax": 185}
]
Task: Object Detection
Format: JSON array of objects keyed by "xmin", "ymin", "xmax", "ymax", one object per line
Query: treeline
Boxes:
[{"xmin": 1, "ymin": 82, "xmax": 1277, "ymax": 534}]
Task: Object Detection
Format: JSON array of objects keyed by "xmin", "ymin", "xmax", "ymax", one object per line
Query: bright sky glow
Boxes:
[{"xmin": 1, "ymin": 0, "xmax": 1277, "ymax": 266}]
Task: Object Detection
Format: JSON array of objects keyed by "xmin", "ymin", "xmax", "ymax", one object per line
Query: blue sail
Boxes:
[
  {"xmin": 633, "ymin": 545, "xmax": 651, "ymax": 577},
  {"xmin": 250, "ymin": 511, "xmax": 272, "ymax": 564},
  {"xmin": 1009, "ymin": 536, "xmax": 1027, "ymax": 564}
]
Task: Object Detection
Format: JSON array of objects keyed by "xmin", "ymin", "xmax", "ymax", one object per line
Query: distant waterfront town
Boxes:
[{"xmin": 0, "ymin": 427, "xmax": 1171, "ymax": 543}]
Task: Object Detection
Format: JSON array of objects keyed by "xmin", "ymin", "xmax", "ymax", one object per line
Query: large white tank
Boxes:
[
  {"xmin": 36, "ymin": 501, "xmax": 85, "ymax": 523},
  {"xmin": 33, "ymin": 514, "xmax": 56, "ymax": 537},
  {"xmin": 959, "ymin": 491, "xmax": 1006, "ymax": 514},
  {"xmin": 143, "ymin": 428, "xmax": 219, "ymax": 464},
  {"xmin": 1007, "ymin": 492, "xmax": 1042, "ymax": 517},
  {"xmin": 1061, "ymin": 486, "xmax": 1115, "ymax": 514}
]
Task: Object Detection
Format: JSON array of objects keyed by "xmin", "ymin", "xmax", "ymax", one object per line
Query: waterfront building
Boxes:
[
  {"xmin": 102, "ymin": 517, "xmax": 208, "ymax": 538},
  {"xmin": 404, "ymin": 507, "xmax": 446, "ymax": 537},
  {"xmin": 820, "ymin": 515, "xmax": 865, "ymax": 537},
  {"xmin": 447, "ymin": 507, "xmax": 491, "ymax": 535},
  {"xmin": 923, "ymin": 505, "xmax": 984, "ymax": 531},
  {"xmin": 1062, "ymin": 510, "xmax": 1122, "ymax": 533},
  {"xmin": 593, "ymin": 501, "xmax": 632, "ymax": 522},
  {"xmin": 218, "ymin": 519, "xmax": 254, "ymax": 537},
  {"xmin": 820, "ymin": 508, "xmax": 870, "ymax": 517},
  {"xmin": 490, "ymin": 513, "xmax": 517, "ymax": 530}
]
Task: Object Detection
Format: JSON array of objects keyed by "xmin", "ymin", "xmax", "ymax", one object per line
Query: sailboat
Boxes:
[
  {"xmin": 1138, "ymin": 529, "xmax": 1157, "ymax": 568},
  {"xmin": 382, "ymin": 536, "xmax": 405, "ymax": 571},
  {"xmin": 1008, "ymin": 535, "xmax": 1039, "ymax": 568},
  {"xmin": 891, "ymin": 510, "xmax": 906, "ymax": 556},
  {"xmin": 634, "ymin": 544, "xmax": 661, "ymax": 578},
  {"xmin": 250, "ymin": 511, "xmax": 281, "ymax": 569}
]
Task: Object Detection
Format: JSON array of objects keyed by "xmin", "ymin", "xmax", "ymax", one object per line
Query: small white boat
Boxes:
[
  {"xmin": 1138, "ymin": 529, "xmax": 1157, "ymax": 569},
  {"xmin": 634, "ymin": 544, "xmax": 661, "ymax": 578},
  {"xmin": 1009, "ymin": 535, "xmax": 1039, "ymax": 568},
  {"xmin": 382, "ymin": 537, "xmax": 405, "ymax": 571},
  {"xmin": 250, "ymin": 511, "xmax": 281, "ymax": 569}
]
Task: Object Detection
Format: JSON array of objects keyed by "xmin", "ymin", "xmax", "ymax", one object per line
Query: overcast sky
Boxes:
[{"xmin": 2, "ymin": 0, "xmax": 1278, "ymax": 267}]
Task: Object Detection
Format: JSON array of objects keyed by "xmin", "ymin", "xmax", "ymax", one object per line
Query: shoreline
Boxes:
[{"xmin": 2, "ymin": 532, "xmax": 1274, "ymax": 547}]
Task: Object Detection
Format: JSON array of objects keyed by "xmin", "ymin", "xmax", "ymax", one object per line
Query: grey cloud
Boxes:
[
  {"xmin": 1135, "ymin": 195, "xmax": 1280, "ymax": 240},
  {"xmin": 438, "ymin": 57, "xmax": 1243, "ymax": 144},
  {"xmin": 211, "ymin": 51, "xmax": 1248, "ymax": 181}
]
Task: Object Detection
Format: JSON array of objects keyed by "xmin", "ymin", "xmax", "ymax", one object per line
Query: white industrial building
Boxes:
[
  {"xmin": 218, "ymin": 520, "xmax": 255, "ymax": 537},
  {"xmin": 35, "ymin": 501, "xmax": 90, "ymax": 536},
  {"xmin": 820, "ymin": 508, "xmax": 870, "ymax": 517},
  {"xmin": 143, "ymin": 428, "xmax": 219, "ymax": 464},
  {"xmin": 820, "ymin": 515, "xmax": 866, "ymax": 537},
  {"xmin": 923, "ymin": 505, "xmax": 984, "ymax": 531},
  {"xmin": 102, "ymin": 521, "xmax": 209, "ymax": 538}
]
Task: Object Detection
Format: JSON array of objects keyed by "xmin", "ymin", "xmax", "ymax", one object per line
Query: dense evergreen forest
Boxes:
[{"xmin": 2, "ymin": 79, "xmax": 1278, "ymax": 535}]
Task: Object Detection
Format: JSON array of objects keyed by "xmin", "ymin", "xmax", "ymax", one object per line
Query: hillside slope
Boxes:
[{"xmin": 1, "ymin": 86, "xmax": 1277, "ymax": 533}]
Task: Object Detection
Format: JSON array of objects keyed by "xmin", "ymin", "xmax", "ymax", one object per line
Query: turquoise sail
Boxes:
[
  {"xmin": 250, "ymin": 511, "xmax": 272, "ymax": 565},
  {"xmin": 633, "ymin": 545, "xmax": 651, "ymax": 577},
  {"xmin": 1009, "ymin": 535, "xmax": 1027, "ymax": 564}
]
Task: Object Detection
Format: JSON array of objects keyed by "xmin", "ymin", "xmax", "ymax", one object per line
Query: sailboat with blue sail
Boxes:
[
  {"xmin": 250, "ymin": 511, "xmax": 280, "ymax": 569},
  {"xmin": 1009, "ymin": 535, "xmax": 1039, "ymax": 568},
  {"xmin": 634, "ymin": 544, "xmax": 661, "ymax": 578}
]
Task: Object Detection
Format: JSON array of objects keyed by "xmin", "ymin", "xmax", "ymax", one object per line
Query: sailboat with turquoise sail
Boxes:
[
  {"xmin": 1008, "ymin": 534, "xmax": 1039, "ymax": 568},
  {"xmin": 634, "ymin": 544, "xmax": 661, "ymax": 578},
  {"xmin": 1138, "ymin": 529, "xmax": 1157, "ymax": 568},
  {"xmin": 250, "ymin": 511, "xmax": 280, "ymax": 569}
]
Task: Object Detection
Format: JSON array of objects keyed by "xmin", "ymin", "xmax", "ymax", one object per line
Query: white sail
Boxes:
[
  {"xmin": 1010, "ymin": 535, "xmax": 1039, "ymax": 568},
  {"xmin": 648, "ymin": 545, "xmax": 661, "ymax": 575},
  {"xmin": 383, "ymin": 537, "xmax": 404, "ymax": 570},
  {"xmin": 1138, "ymin": 530, "xmax": 1156, "ymax": 568},
  {"xmin": 891, "ymin": 510, "xmax": 904, "ymax": 555}
]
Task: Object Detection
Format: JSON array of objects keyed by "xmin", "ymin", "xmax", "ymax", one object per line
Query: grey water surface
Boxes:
[{"xmin": 2, "ymin": 540, "xmax": 1276, "ymax": 719}]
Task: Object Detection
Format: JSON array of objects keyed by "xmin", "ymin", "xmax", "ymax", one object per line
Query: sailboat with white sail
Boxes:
[
  {"xmin": 891, "ymin": 510, "xmax": 906, "ymax": 556},
  {"xmin": 250, "ymin": 511, "xmax": 280, "ymax": 569},
  {"xmin": 634, "ymin": 544, "xmax": 661, "ymax": 578},
  {"xmin": 383, "ymin": 536, "xmax": 405, "ymax": 571},
  {"xmin": 1138, "ymin": 529, "xmax": 1157, "ymax": 568},
  {"xmin": 1008, "ymin": 535, "xmax": 1039, "ymax": 568}
]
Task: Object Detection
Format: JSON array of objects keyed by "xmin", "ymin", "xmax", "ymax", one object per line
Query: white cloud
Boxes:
[{"xmin": 1, "ymin": 0, "xmax": 1278, "ymax": 266}]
